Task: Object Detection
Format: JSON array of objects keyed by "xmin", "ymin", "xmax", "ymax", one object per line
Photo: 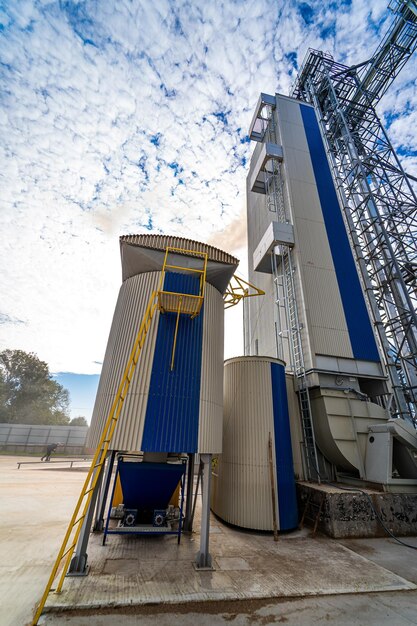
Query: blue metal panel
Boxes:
[
  {"xmin": 141, "ymin": 272, "xmax": 203, "ymax": 452},
  {"xmin": 270, "ymin": 363, "xmax": 298, "ymax": 531},
  {"xmin": 118, "ymin": 460, "xmax": 185, "ymax": 510},
  {"xmin": 299, "ymin": 104, "xmax": 380, "ymax": 363}
]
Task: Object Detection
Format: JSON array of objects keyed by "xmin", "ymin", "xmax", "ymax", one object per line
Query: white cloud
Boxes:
[{"xmin": 0, "ymin": 0, "xmax": 415, "ymax": 375}]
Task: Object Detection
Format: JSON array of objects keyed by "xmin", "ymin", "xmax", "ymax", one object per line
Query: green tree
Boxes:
[
  {"xmin": 0, "ymin": 349, "xmax": 70, "ymax": 425},
  {"xmin": 69, "ymin": 416, "xmax": 88, "ymax": 427}
]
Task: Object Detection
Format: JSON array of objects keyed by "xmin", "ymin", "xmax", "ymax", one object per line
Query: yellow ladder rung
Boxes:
[
  {"xmin": 32, "ymin": 288, "xmax": 161, "ymax": 625},
  {"xmin": 33, "ymin": 253, "xmax": 208, "ymax": 624},
  {"xmin": 60, "ymin": 542, "xmax": 77, "ymax": 560}
]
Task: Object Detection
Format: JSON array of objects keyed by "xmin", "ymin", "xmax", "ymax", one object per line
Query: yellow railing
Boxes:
[
  {"xmin": 157, "ymin": 247, "xmax": 208, "ymax": 369},
  {"xmin": 223, "ymin": 275, "xmax": 265, "ymax": 308},
  {"xmin": 32, "ymin": 290, "xmax": 159, "ymax": 625},
  {"xmin": 33, "ymin": 246, "xmax": 209, "ymax": 624},
  {"xmin": 157, "ymin": 247, "xmax": 208, "ymax": 318}
]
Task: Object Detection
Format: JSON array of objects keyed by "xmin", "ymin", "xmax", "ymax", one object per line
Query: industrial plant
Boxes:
[{"xmin": 32, "ymin": 1, "xmax": 417, "ymax": 624}]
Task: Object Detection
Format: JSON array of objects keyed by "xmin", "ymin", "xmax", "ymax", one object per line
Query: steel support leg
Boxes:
[
  {"xmin": 195, "ymin": 453, "xmax": 213, "ymax": 569},
  {"xmin": 68, "ymin": 461, "xmax": 104, "ymax": 576},
  {"xmin": 183, "ymin": 453, "xmax": 195, "ymax": 532},
  {"xmin": 93, "ymin": 450, "xmax": 116, "ymax": 532}
]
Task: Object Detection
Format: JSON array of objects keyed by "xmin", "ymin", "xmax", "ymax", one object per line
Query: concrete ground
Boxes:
[{"xmin": 0, "ymin": 456, "xmax": 416, "ymax": 626}]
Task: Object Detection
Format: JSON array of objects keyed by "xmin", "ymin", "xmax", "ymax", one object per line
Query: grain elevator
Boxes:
[{"xmin": 242, "ymin": 90, "xmax": 417, "ymax": 494}]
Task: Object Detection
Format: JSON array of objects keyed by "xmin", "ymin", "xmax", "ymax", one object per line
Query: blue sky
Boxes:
[
  {"xmin": 1, "ymin": 0, "xmax": 416, "ymax": 421},
  {"xmin": 55, "ymin": 372, "xmax": 99, "ymax": 420}
]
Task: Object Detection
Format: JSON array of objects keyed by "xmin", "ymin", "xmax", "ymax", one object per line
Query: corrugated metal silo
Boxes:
[
  {"xmin": 88, "ymin": 234, "xmax": 238, "ymax": 454},
  {"xmin": 211, "ymin": 356, "xmax": 298, "ymax": 531}
]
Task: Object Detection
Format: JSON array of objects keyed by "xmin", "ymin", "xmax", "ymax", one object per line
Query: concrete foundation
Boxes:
[
  {"xmin": 297, "ymin": 482, "xmax": 417, "ymax": 538},
  {"xmin": 2, "ymin": 456, "xmax": 417, "ymax": 626}
]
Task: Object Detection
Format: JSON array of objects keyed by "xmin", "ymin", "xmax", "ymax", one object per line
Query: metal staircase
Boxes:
[{"xmin": 32, "ymin": 247, "xmax": 208, "ymax": 626}]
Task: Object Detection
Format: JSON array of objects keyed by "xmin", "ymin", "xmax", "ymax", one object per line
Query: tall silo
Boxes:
[
  {"xmin": 88, "ymin": 234, "xmax": 238, "ymax": 455},
  {"xmin": 74, "ymin": 234, "xmax": 238, "ymax": 573},
  {"xmin": 211, "ymin": 356, "xmax": 298, "ymax": 532}
]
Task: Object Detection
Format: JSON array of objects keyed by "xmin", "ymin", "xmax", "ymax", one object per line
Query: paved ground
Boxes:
[
  {"xmin": 0, "ymin": 456, "xmax": 416, "ymax": 626},
  {"xmin": 40, "ymin": 591, "xmax": 417, "ymax": 625}
]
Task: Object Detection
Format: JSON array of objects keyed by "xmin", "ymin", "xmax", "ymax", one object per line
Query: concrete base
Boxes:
[
  {"xmin": 297, "ymin": 481, "xmax": 417, "ymax": 538},
  {"xmin": 2, "ymin": 455, "xmax": 416, "ymax": 626}
]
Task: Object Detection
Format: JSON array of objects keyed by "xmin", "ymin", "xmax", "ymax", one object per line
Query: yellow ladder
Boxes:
[
  {"xmin": 33, "ymin": 246, "xmax": 209, "ymax": 625},
  {"xmin": 32, "ymin": 289, "xmax": 159, "ymax": 625}
]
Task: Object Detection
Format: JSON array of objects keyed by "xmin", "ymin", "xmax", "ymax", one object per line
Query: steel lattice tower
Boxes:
[{"xmin": 291, "ymin": 0, "xmax": 417, "ymax": 423}]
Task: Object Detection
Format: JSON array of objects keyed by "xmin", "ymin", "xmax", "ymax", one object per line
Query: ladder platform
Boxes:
[{"xmin": 158, "ymin": 290, "xmax": 203, "ymax": 317}]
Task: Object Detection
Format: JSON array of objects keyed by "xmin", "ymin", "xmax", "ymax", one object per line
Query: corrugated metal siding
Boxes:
[
  {"xmin": 88, "ymin": 273, "xmax": 224, "ymax": 455},
  {"xmin": 285, "ymin": 373, "xmax": 304, "ymax": 480},
  {"xmin": 211, "ymin": 357, "xmax": 279, "ymax": 530},
  {"xmin": 87, "ymin": 271, "xmax": 161, "ymax": 451},
  {"xmin": 120, "ymin": 234, "xmax": 238, "ymax": 265},
  {"xmin": 198, "ymin": 282, "xmax": 224, "ymax": 453},
  {"xmin": 302, "ymin": 265, "xmax": 353, "ymax": 358},
  {"xmin": 299, "ymin": 103, "xmax": 380, "ymax": 362},
  {"xmin": 277, "ymin": 94, "xmax": 351, "ymax": 365},
  {"xmin": 141, "ymin": 272, "xmax": 203, "ymax": 452},
  {"xmin": 270, "ymin": 363, "xmax": 298, "ymax": 530}
]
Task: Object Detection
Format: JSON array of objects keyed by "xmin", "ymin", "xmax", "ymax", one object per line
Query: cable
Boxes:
[{"xmin": 322, "ymin": 480, "xmax": 417, "ymax": 550}]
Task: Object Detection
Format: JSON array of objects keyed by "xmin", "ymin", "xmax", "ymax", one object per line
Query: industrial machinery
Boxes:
[
  {"xmin": 33, "ymin": 237, "xmax": 263, "ymax": 625},
  {"xmin": 244, "ymin": 0, "xmax": 417, "ymax": 487},
  {"xmin": 103, "ymin": 455, "xmax": 186, "ymax": 543},
  {"xmin": 32, "ymin": 4, "xmax": 417, "ymax": 624}
]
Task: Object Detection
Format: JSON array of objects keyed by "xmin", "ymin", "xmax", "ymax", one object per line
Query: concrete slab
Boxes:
[
  {"xmin": 43, "ymin": 506, "xmax": 415, "ymax": 614},
  {"xmin": 0, "ymin": 456, "xmax": 90, "ymax": 626},
  {"xmin": 340, "ymin": 536, "xmax": 417, "ymax": 584},
  {"xmin": 0, "ymin": 456, "xmax": 416, "ymax": 626},
  {"xmin": 38, "ymin": 591, "xmax": 417, "ymax": 625}
]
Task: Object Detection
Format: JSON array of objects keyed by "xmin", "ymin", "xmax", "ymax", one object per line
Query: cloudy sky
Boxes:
[{"xmin": 1, "ymin": 0, "xmax": 416, "ymax": 419}]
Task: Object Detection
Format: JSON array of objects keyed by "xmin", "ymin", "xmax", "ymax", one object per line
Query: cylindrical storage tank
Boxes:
[
  {"xmin": 211, "ymin": 356, "xmax": 298, "ymax": 531},
  {"xmin": 88, "ymin": 234, "xmax": 238, "ymax": 454}
]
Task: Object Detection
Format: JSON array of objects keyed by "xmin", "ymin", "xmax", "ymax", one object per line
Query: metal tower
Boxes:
[{"xmin": 291, "ymin": 0, "xmax": 417, "ymax": 423}]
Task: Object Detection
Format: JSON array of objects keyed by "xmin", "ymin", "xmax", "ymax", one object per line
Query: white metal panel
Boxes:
[
  {"xmin": 246, "ymin": 181, "xmax": 275, "ymax": 261},
  {"xmin": 277, "ymin": 96, "xmax": 353, "ymax": 362},
  {"xmin": 289, "ymin": 181, "xmax": 324, "ymax": 223},
  {"xmin": 245, "ymin": 277, "xmax": 277, "ymax": 359},
  {"xmin": 276, "ymin": 94, "xmax": 314, "ymax": 124},
  {"xmin": 302, "ymin": 266, "xmax": 353, "ymax": 358},
  {"xmin": 211, "ymin": 357, "xmax": 279, "ymax": 530},
  {"xmin": 310, "ymin": 388, "xmax": 388, "ymax": 473},
  {"xmin": 296, "ymin": 218, "xmax": 335, "ymax": 270},
  {"xmin": 289, "ymin": 183, "xmax": 324, "ymax": 226},
  {"xmin": 198, "ymin": 283, "xmax": 224, "ymax": 453},
  {"xmin": 249, "ymin": 142, "xmax": 284, "ymax": 192},
  {"xmin": 285, "ymin": 373, "xmax": 305, "ymax": 480},
  {"xmin": 87, "ymin": 271, "xmax": 161, "ymax": 451}
]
